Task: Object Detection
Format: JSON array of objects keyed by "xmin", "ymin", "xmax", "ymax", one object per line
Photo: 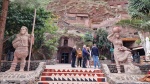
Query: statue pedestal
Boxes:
[
  {"xmin": 124, "ymin": 64, "xmax": 141, "ymax": 74},
  {"xmin": 0, "ymin": 62, "xmax": 46, "ymax": 84},
  {"xmin": 102, "ymin": 64, "xmax": 149, "ymax": 84}
]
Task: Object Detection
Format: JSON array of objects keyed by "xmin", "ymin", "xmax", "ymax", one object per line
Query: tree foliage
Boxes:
[
  {"xmin": 10, "ymin": 0, "xmax": 51, "ymax": 9},
  {"xmin": 83, "ymin": 32, "xmax": 93, "ymax": 47},
  {"xmin": 94, "ymin": 29, "xmax": 111, "ymax": 49},
  {"xmin": 84, "ymin": 32, "xmax": 93, "ymax": 42},
  {"xmin": 128, "ymin": 0, "xmax": 150, "ymax": 19},
  {"xmin": 117, "ymin": 0, "xmax": 150, "ymax": 31},
  {"xmin": 93, "ymin": 29, "xmax": 111, "ymax": 59},
  {"xmin": 42, "ymin": 18, "xmax": 58, "ymax": 59},
  {"xmin": 116, "ymin": 19, "xmax": 144, "ymax": 29}
]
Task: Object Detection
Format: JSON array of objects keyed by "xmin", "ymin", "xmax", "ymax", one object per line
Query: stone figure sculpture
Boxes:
[
  {"xmin": 6, "ymin": 26, "xmax": 34, "ymax": 72},
  {"xmin": 107, "ymin": 27, "xmax": 141, "ymax": 74}
]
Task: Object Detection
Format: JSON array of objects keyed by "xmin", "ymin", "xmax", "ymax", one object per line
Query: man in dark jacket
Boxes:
[
  {"xmin": 91, "ymin": 44, "xmax": 100, "ymax": 69},
  {"xmin": 71, "ymin": 46, "xmax": 77, "ymax": 68},
  {"xmin": 82, "ymin": 45, "xmax": 89, "ymax": 68}
]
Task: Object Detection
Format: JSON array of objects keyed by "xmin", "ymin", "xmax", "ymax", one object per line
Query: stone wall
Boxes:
[
  {"xmin": 0, "ymin": 62, "xmax": 46, "ymax": 84},
  {"xmin": 106, "ymin": 64, "xmax": 150, "ymax": 74},
  {"xmin": 107, "ymin": 65, "xmax": 125, "ymax": 73},
  {"xmin": 1, "ymin": 62, "xmax": 39, "ymax": 72},
  {"xmin": 102, "ymin": 64, "xmax": 149, "ymax": 84},
  {"xmin": 1, "ymin": 59, "xmax": 56, "ymax": 72},
  {"xmin": 139, "ymin": 65, "xmax": 150, "ymax": 74}
]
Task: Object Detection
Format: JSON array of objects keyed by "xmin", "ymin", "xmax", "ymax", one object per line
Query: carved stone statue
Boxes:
[
  {"xmin": 6, "ymin": 26, "xmax": 34, "ymax": 72},
  {"xmin": 107, "ymin": 27, "xmax": 141, "ymax": 74}
]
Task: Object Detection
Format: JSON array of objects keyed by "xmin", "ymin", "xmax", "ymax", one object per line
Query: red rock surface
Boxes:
[{"xmin": 47, "ymin": 0, "xmax": 118, "ymax": 23}]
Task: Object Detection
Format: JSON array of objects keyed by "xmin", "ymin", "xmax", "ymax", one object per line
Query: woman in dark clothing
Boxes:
[
  {"xmin": 86, "ymin": 47, "xmax": 91, "ymax": 68},
  {"xmin": 71, "ymin": 46, "xmax": 77, "ymax": 68}
]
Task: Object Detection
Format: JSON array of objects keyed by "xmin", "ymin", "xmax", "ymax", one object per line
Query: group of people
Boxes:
[{"xmin": 71, "ymin": 44, "xmax": 100, "ymax": 69}]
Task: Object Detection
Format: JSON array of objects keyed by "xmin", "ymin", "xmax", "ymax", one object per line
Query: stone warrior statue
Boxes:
[
  {"xmin": 107, "ymin": 27, "xmax": 141, "ymax": 74},
  {"xmin": 6, "ymin": 26, "xmax": 34, "ymax": 72}
]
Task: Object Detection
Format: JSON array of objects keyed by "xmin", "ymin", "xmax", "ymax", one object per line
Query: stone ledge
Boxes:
[
  {"xmin": 1, "ymin": 60, "xmax": 56, "ymax": 72},
  {"xmin": 0, "ymin": 62, "xmax": 46, "ymax": 84},
  {"xmin": 106, "ymin": 64, "xmax": 150, "ymax": 74}
]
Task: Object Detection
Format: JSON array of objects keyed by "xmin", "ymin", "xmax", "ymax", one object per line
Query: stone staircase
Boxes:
[{"xmin": 37, "ymin": 67, "xmax": 109, "ymax": 84}]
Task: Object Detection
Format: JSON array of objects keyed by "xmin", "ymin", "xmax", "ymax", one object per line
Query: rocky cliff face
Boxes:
[
  {"xmin": 47, "ymin": 0, "xmax": 116, "ymax": 24},
  {"xmin": 47, "ymin": 0, "xmax": 130, "ymax": 35}
]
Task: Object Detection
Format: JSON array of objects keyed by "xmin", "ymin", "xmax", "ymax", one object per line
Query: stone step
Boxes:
[
  {"xmin": 38, "ymin": 65, "xmax": 108, "ymax": 84},
  {"xmin": 42, "ymin": 72, "xmax": 104, "ymax": 77},
  {"xmin": 40, "ymin": 76, "xmax": 107, "ymax": 82},
  {"xmin": 44, "ymin": 69, "xmax": 102, "ymax": 73},
  {"xmin": 42, "ymin": 71, "xmax": 103, "ymax": 74},
  {"xmin": 37, "ymin": 81, "xmax": 109, "ymax": 84}
]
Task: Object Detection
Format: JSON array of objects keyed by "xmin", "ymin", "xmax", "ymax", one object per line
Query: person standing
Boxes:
[
  {"xmin": 71, "ymin": 46, "xmax": 77, "ymax": 68},
  {"xmin": 77, "ymin": 48, "xmax": 82, "ymax": 67},
  {"xmin": 134, "ymin": 52, "xmax": 140, "ymax": 63},
  {"xmin": 6, "ymin": 50, "xmax": 11, "ymax": 61},
  {"xmin": 91, "ymin": 44, "xmax": 100, "ymax": 69},
  {"xmin": 110, "ymin": 46, "xmax": 115, "ymax": 63},
  {"xmin": 86, "ymin": 47, "xmax": 91, "ymax": 68},
  {"xmin": 82, "ymin": 45, "xmax": 89, "ymax": 68},
  {"xmin": 10, "ymin": 51, "xmax": 14, "ymax": 61}
]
